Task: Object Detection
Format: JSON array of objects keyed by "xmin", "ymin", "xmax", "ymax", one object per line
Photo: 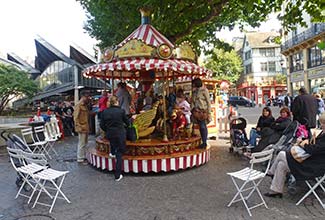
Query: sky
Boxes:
[
  {"xmin": 0, "ymin": 0, "xmax": 281, "ymax": 65},
  {"xmin": 0, "ymin": 0, "xmax": 98, "ymax": 64}
]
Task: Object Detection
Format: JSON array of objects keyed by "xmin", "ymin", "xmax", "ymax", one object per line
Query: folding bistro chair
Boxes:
[
  {"xmin": 296, "ymin": 174, "xmax": 325, "ymax": 209},
  {"xmin": 7, "ymin": 147, "xmax": 48, "ymax": 204},
  {"xmin": 21, "ymin": 150, "xmax": 71, "ymax": 213},
  {"xmin": 21, "ymin": 127, "xmax": 52, "ymax": 159},
  {"xmin": 227, "ymin": 148, "xmax": 274, "ymax": 216},
  {"xmin": 35, "ymin": 125, "xmax": 58, "ymax": 156}
]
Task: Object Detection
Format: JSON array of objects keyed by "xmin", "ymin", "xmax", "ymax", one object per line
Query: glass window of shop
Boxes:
[
  {"xmin": 310, "ymin": 78, "xmax": 325, "ymax": 97},
  {"xmin": 39, "ymin": 61, "xmax": 74, "ymax": 90},
  {"xmin": 290, "ymin": 52, "xmax": 304, "ymax": 72},
  {"xmin": 292, "ymin": 81, "xmax": 304, "ymax": 96},
  {"xmin": 309, "ymin": 45, "xmax": 325, "ymax": 68}
]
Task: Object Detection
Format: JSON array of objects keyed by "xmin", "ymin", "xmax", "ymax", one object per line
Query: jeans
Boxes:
[
  {"xmin": 107, "ymin": 132, "xmax": 126, "ymax": 179},
  {"xmin": 198, "ymin": 120, "xmax": 208, "ymax": 146},
  {"xmin": 249, "ymin": 129, "xmax": 261, "ymax": 146}
]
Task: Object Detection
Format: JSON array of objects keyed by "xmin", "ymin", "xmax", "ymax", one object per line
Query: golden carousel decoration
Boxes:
[{"xmin": 83, "ymin": 8, "xmax": 213, "ymax": 173}]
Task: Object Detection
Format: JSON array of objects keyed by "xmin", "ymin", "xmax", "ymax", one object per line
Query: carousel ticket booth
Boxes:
[{"xmin": 82, "ymin": 9, "xmax": 213, "ymax": 173}]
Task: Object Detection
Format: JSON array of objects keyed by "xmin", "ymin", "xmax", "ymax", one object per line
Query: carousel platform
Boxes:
[{"xmin": 86, "ymin": 136, "xmax": 210, "ymax": 173}]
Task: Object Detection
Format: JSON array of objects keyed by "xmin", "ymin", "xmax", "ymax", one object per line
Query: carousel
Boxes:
[{"xmin": 83, "ymin": 8, "xmax": 213, "ymax": 173}]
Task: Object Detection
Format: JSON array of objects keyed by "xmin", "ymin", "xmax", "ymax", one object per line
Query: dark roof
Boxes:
[
  {"xmin": 70, "ymin": 45, "xmax": 96, "ymax": 66},
  {"xmin": 7, "ymin": 53, "xmax": 41, "ymax": 79},
  {"xmin": 34, "ymin": 36, "xmax": 79, "ymax": 72}
]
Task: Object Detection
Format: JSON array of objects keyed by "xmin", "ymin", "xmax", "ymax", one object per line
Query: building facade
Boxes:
[
  {"xmin": 237, "ymin": 32, "xmax": 286, "ymax": 104},
  {"xmin": 281, "ymin": 14, "xmax": 325, "ymax": 96}
]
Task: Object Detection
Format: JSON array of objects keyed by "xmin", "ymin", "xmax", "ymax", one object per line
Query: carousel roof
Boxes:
[
  {"xmin": 83, "ymin": 57, "xmax": 211, "ymax": 79},
  {"xmin": 82, "ymin": 9, "xmax": 212, "ymax": 80},
  {"xmin": 117, "ymin": 24, "xmax": 174, "ymax": 49}
]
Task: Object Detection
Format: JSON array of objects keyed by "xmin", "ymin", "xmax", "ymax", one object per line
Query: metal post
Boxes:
[
  {"xmin": 73, "ymin": 65, "xmax": 79, "ymax": 104},
  {"xmin": 162, "ymin": 71, "xmax": 168, "ymax": 142}
]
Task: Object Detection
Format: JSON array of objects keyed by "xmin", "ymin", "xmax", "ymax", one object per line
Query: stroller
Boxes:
[{"xmin": 229, "ymin": 117, "xmax": 249, "ymax": 154}]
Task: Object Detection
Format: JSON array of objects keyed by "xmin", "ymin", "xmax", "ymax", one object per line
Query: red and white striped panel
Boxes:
[
  {"xmin": 83, "ymin": 58, "xmax": 212, "ymax": 77},
  {"xmin": 118, "ymin": 24, "xmax": 174, "ymax": 49},
  {"xmin": 86, "ymin": 150, "xmax": 210, "ymax": 173}
]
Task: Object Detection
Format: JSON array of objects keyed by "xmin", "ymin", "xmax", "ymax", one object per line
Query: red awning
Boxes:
[{"xmin": 83, "ymin": 58, "xmax": 212, "ymax": 80}]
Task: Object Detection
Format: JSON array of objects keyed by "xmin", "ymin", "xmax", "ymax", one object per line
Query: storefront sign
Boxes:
[{"xmin": 308, "ymin": 68, "xmax": 325, "ymax": 79}]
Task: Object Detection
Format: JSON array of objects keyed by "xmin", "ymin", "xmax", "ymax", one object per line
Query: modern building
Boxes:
[
  {"xmin": 281, "ymin": 14, "xmax": 325, "ymax": 96},
  {"xmin": 7, "ymin": 36, "xmax": 108, "ymax": 109},
  {"xmin": 237, "ymin": 32, "xmax": 286, "ymax": 104}
]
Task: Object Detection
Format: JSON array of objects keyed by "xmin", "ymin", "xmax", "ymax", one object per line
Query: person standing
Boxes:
[
  {"xmin": 73, "ymin": 90, "xmax": 91, "ymax": 164},
  {"xmin": 98, "ymin": 90, "xmax": 108, "ymax": 120},
  {"xmin": 191, "ymin": 78, "xmax": 211, "ymax": 149},
  {"xmin": 315, "ymin": 93, "xmax": 325, "ymax": 128},
  {"xmin": 284, "ymin": 93, "xmax": 293, "ymax": 110},
  {"xmin": 100, "ymin": 95, "xmax": 130, "ymax": 181},
  {"xmin": 116, "ymin": 82, "xmax": 131, "ymax": 116},
  {"xmin": 291, "ymin": 87, "xmax": 318, "ymax": 138}
]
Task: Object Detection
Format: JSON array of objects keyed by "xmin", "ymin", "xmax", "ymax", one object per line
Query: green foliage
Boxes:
[
  {"xmin": 275, "ymin": 72, "xmax": 287, "ymax": 84},
  {"xmin": 203, "ymin": 48, "xmax": 243, "ymax": 84},
  {"xmin": 77, "ymin": 0, "xmax": 324, "ymax": 55},
  {"xmin": 0, "ymin": 64, "xmax": 38, "ymax": 114}
]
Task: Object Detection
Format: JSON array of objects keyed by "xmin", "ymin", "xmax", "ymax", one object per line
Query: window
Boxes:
[
  {"xmin": 309, "ymin": 45, "xmax": 325, "ymax": 68},
  {"xmin": 245, "ymin": 64, "xmax": 252, "ymax": 74},
  {"xmin": 259, "ymin": 48, "xmax": 275, "ymax": 57},
  {"xmin": 261, "ymin": 62, "xmax": 267, "ymax": 72},
  {"xmin": 268, "ymin": 61, "xmax": 276, "ymax": 72},
  {"xmin": 290, "ymin": 52, "xmax": 304, "ymax": 72},
  {"xmin": 245, "ymin": 51, "xmax": 251, "ymax": 60}
]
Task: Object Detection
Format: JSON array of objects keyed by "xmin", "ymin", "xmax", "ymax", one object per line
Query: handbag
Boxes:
[
  {"xmin": 192, "ymin": 108, "xmax": 208, "ymax": 121},
  {"xmin": 126, "ymin": 124, "xmax": 138, "ymax": 141},
  {"xmin": 290, "ymin": 145, "xmax": 310, "ymax": 163}
]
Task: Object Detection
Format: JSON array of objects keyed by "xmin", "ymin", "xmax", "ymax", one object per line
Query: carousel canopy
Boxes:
[
  {"xmin": 83, "ymin": 57, "xmax": 211, "ymax": 80},
  {"xmin": 82, "ymin": 8, "xmax": 212, "ymax": 80}
]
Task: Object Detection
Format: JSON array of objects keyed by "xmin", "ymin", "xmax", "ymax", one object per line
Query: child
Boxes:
[{"xmin": 176, "ymin": 88, "xmax": 191, "ymax": 127}]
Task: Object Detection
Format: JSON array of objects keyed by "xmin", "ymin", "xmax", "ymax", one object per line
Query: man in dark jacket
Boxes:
[
  {"xmin": 291, "ymin": 87, "xmax": 318, "ymax": 138},
  {"xmin": 100, "ymin": 95, "xmax": 130, "ymax": 181}
]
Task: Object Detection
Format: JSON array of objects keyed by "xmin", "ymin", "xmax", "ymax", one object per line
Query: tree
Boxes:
[
  {"xmin": 275, "ymin": 72, "xmax": 287, "ymax": 84},
  {"xmin": 77, "ymin": 0, "xmax": 324, "ymax": 54},
  {"xmin": 0, "ymin": 64, "xmax": 38, "ymax": 114},
  {"xmin": 203, "ymin": 48, "xmax": 243, "ymax": 84}
]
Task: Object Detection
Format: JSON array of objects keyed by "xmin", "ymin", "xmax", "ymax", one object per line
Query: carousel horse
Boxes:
[{"xmin": 132, "ymin": 101, "xmax": 160, "ymax": 138}]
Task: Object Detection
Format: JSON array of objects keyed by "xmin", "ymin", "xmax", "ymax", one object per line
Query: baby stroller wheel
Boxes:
[
  {"xmin": 15, "ymin": 177, "xmax": 23, "ymax": 187},
  {"xmin": 23, "ymin": 184, "xmax": 32, "ymax": 192},
  {"xmin": 229, "ymin": 147, "xmax": 234, "ymax": 153}
]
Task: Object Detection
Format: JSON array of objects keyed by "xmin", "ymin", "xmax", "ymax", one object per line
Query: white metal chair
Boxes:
[
  {"xmin": 7, "ymin": 147, "xmax": 48, "ymax": 204},
  {"xmin": 296, "ymin": 174, "xmax": 325, "ymax": 209},
  {"xmin": 35, "ymin": 125, "xmax": 58, "ymax": 156},
  {"xmin": 21, "ymin": 127, "xmax": 52, "ymax": 159},
  {"xmin": 21, "ymin": 150, "xmax": 70, "ymax": 213},
  {"xmin": 227, "ymin": 148, "xmax": 274, "ymax": 216}
]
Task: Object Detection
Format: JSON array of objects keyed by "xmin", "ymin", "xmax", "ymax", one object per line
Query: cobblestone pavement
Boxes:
[{"xmin": 0, "ymin": 133, "xmax": 324, "ymax": 220}]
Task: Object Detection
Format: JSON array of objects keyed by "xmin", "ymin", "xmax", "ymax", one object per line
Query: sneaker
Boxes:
[
  {"xmin": 199, "ymin": 143, "xmax": 207, "ymax": 149},
  {"xmin": 115, "ymin": 174, "xmax": 123, "ymax": 182},
  {"xmin": 109, "ymin": 153, "xmax": 116, "ymax": 158},
  {"xmin": 77, "ymin": 159, "xmax": 84, "ymax": 163}
]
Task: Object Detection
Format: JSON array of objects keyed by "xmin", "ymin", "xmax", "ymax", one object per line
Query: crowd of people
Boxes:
[{"xmin": 243, "ymin": 87, "xmax": 325, "ymax": 199}]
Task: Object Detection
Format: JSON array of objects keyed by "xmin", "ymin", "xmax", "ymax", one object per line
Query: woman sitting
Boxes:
[
  {"xmin": 264, "ymin": 112, "xmax": 325, "ymax": 198},
  {"xmin": 251, "ymin": 107, "xmax": 291, "ymax": 153},
  {"xmin": 248, "ymin": 107, "xmax": 275, "ymax": 148}
]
